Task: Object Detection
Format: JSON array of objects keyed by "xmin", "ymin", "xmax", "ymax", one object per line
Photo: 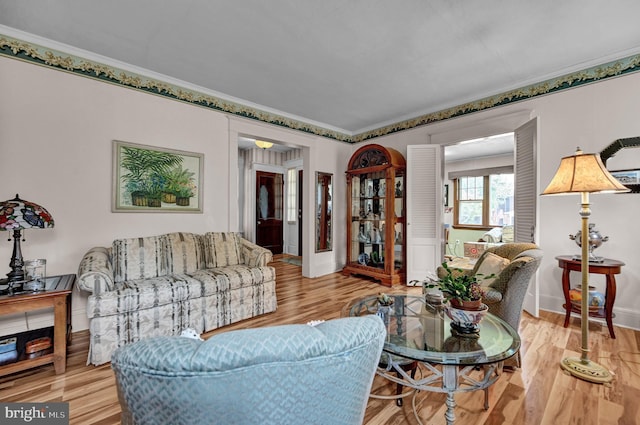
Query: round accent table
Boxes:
[
  {"xmin": 556, "ymin": 255, "xmax": 625, "ymax": 338},
  {"xmin": 344, "ymin": 294, "xmax": 520, "ymax": 425}
]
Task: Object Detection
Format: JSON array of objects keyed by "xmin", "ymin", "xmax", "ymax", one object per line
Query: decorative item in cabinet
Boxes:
[{"xmin": 343, "ymin": 144, "xmax": 406, "ymax": 286}]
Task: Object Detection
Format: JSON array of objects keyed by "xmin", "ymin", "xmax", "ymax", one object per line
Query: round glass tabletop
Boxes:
[{"xmin": 345, "ymin": 294, "xmax": 521, "ymax": 365}]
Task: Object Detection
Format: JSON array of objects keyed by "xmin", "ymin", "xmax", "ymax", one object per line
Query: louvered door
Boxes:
[
  {"xmin": 406, "ymin": 144, "xmax": 443, "ymax": 283},
  {"xmin": 514, "ymin": 117, "xmax": 539, "ymax": 316}
]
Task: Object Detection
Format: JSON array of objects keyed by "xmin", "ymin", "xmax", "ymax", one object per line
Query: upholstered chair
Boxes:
[
  {"xmin": 438, "ymin": 243, "xmax": 543, "ymax": 368},
  {"xmin": 111, "ymin": 316, "xmax": 386, "ymax": 425}
]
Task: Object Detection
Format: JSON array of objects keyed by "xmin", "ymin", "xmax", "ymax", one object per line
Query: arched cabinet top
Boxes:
[{"xmin": 347, "ymin": 144, "xmax": 406, "ymax": 172}]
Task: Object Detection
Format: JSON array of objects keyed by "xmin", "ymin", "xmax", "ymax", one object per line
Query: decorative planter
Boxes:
[
  {"xmin": 131, "ymin": 192, "xmax": 148, "ymax": 207},
  {"xmin": 449, "ymin": 298, "xmax": 482, "ymax": 310},
  {"xmin": 176, "ymin": 197, "xmax": 190, "ymax": 206},
  {"xmin": 162, "ymin": 192, "xmax": 176, "ymax": 203},
  {"xmin": 445, "ymin": 302, "xmax": 488, "ymax": 334},
  {"xmin": 147, "ymin": 198, "xmax": 161, "ymax": 208}
]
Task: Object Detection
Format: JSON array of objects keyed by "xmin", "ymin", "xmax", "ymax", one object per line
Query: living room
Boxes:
[{"xmin": 1, "ymin": 3, "xmax": 640, "ymax": 424}]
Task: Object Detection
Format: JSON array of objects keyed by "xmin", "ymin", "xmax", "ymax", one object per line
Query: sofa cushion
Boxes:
[
  {"xmin": 204, "ymin": 232, "xmax": 242, "ymax": 268},
  {"xmin": 88, "ymin": 274, "xmax": 202, "ymax": 317},
  {"xmin": 112, "ymin": 235, "xmax": 168, "ymax": 283},
  {"xmin": 164, "ymin": 232, "xmax": 206, "ymax": 274}
]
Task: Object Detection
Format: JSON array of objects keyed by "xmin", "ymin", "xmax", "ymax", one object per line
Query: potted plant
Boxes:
[
  {"xmin": 162, "ymin": 166, "xmax": 196, "ymax": 204},
  {"xmin": 425, "ymin": 262, "xmax": 493, "ymax": 310},
  {"xmin": 119, "ymin": 146, "xmax": 182, "ymax": 207}
]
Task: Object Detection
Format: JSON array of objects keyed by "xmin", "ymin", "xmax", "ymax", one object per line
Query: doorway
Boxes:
[{"xmin": 256, "ymin": 171, "xmax": 284, "ymax": 254}]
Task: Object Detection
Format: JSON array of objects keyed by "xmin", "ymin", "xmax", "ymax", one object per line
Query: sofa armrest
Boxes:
[
  {"xmin": 77, "ymin": 247, "xmax": 115, "ymax": 294},
  {"xmin": 239, "ymin": 238, "xmax": 273, "ymax": 267}
]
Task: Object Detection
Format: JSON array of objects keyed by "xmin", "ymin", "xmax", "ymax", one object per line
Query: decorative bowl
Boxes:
[{"xmin": 445, "ymin": 302, "xmax": 489, "ymax": 333}]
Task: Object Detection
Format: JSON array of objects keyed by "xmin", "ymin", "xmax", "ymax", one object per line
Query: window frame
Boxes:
[
  {"xmin": 453, "ymin": 174, "xmax": 513, "ymax": 230},
  {"xmin": 286, "ymin": 167, "xmax": 297, "ymax": 224}
]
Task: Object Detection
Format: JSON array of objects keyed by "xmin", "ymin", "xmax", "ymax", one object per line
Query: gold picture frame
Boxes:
[{"xmin": 112, "ymin": 140, "xmax": 204, "ymax": 212}]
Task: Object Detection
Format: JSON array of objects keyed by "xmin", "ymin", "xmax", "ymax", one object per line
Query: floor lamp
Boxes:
[{"xmin": 542, "ymin": 148, "xmax": 629, "ymax": 383}]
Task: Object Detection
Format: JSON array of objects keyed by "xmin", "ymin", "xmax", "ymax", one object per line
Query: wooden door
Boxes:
[{"xmin": 256, "ymin": 171, "xmax": 284, "ymax": 254}]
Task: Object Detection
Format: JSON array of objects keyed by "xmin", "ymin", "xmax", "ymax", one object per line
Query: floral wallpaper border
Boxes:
[{"xmin": 2, "ymin": 33, "xmax": 640, "ymax": 144}]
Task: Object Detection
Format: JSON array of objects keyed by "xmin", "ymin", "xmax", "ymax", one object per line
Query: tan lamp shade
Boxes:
[{"xmin": 542, "ymin": 148, "xmax": 629, "ymax": 195}]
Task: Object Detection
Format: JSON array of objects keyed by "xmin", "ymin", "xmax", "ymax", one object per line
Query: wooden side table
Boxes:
[
  {"xmin": 556, "ymin": 256, "xmax": 624, "ymax": 338},
  {"xmin": 0, "ymin": 274, "xmax": 75, "ymax": 376}
]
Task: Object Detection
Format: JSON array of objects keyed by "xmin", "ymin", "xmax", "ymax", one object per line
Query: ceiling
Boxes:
[{"xmin": 2, "ymin": 1, "xmax": 640, "ymax": 139}]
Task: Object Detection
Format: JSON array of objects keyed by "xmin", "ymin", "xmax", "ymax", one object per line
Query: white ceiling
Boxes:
[{"xmin": 2, "ymin": 1, "xmax": 640, "ymax": 138}]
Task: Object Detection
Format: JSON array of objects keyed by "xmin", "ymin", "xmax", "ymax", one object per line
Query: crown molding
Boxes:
[{"xmin": 2, "ymin": 30, "xmax": 640, "ymax": 144}]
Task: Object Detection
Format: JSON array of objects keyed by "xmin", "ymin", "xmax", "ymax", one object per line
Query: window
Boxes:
[
  {"xmin": 286, "ymin": 168, "xmax": 297, "ymax": 223},
  {"xmin": 454, "ymin": 173, "xmax": 514, "ymax": 228}
]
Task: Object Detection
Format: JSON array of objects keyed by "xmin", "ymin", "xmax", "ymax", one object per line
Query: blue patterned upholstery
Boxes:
[
  {"xmin": 112, "ymin": 316, "xmax": 385, "ymax": 425},
  {"xmin": 78, "ymin": 232, "xmax": 277, "ymax": 366}
]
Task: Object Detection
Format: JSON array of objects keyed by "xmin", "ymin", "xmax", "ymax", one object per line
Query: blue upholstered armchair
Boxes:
[{"xmin": 112, "ymin": 316, "xmax": 386, "ymax": 425}]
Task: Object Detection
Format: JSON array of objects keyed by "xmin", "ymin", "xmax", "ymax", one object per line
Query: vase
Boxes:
[
  {"xmin": 569, "ymin": 285, "xmax": 605, "ymax": 312},
  {"xmin": 376, "ymin": 304, "xmax": 392, "ymax": 324}
]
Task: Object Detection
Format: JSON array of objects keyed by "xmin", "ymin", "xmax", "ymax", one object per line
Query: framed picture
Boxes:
[
  {"xmin": 112, "ymin": 140, "xmax": 204, "ymax": 212},
  {"xmin": 609, "ymin": 168, "xmax": 640, "ymax": 193}
]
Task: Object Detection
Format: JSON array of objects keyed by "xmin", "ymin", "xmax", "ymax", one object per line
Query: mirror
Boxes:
[
  {"xmin": 600, "ymin": 137, "xmax": 640, "ymax": 193},
  {"xmin": 315, "ymin": 172, "xmax": 333, "ymax": 252}
]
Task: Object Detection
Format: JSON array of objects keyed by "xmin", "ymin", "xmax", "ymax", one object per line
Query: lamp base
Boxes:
[{"xmin": 560, "ymin": 357, "xmax": 613, "ymax": 384}]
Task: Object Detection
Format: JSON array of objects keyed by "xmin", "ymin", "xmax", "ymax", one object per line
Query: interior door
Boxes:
[
  {"xmin": 406, "ymin": 144, "xmax": 443, "ymax": 282},
  {"xmin": 256, "ymin": 171, "xmax": 284, "ymax": 254},
  {"xmin": 514, "ymin": 118, "xmax": 539, "ymax": 317}
]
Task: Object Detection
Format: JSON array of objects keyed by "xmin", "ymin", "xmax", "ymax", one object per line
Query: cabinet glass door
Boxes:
[
  {"xmin": 350, "ymin": 171, "xmax": 387, "ymax": 269},
  {"xmin": 393, "ymin": 172, "xmax": 405, "ymax": 271}
]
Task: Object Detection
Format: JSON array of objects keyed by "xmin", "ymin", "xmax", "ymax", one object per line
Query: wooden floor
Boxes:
[{"xmin": 1, "ymin": 255, "xmax": 639, "ymax": 425}]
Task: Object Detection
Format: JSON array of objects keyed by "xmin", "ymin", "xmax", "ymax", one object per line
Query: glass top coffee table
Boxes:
[{"xmin": 344, "ymin": 294, "xmax": 520, "ymax": 425}]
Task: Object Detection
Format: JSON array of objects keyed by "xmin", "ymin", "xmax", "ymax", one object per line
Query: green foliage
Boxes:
[
  {"xmin": 426, "ymin": 262, "xmax": 493, "ymax": 302},
  {"xmin": 119, "ymin": 147, "xmax": 185, "ymax": 197}
]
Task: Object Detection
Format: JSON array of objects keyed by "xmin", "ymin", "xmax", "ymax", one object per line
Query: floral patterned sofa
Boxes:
[{"xmin": 77, "ymin": 232, "xmax": 276, "ymax": 365}]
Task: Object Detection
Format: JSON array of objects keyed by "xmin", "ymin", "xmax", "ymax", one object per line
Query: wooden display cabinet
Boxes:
[{"xmin": 342, "ymin": 144, "xmax": 406, "ymax": 286}]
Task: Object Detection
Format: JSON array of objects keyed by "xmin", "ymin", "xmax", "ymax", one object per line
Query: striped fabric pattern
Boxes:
[
  {"xmin": 204, "ymin": 232, "xmax": 242, "ymax": 268},
  {"xmin": 112, "ymin": 235, "xmax": 168, "ymax": 283},
  {"xmin": 164, "ymin": 232, "xmax": 206, "ymax": 274},
  {"xmin": 76, "ymin": 247, "xmax": 115, "ymax": 294},
  {"xmin": 80, "ymin": 232, "xmax": 277, "ymax": 366}
]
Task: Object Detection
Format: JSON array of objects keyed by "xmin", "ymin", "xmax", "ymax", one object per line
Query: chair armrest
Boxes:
[
  {"xmin": 482, "ymin": 287, "xmax": 503, "ymax": 304},
  {"xmin": 239, "ymin": 238, "xmax": 273, "ymax": 267},
  {"xmin": 77, "ymin": 247, "xmax": 115, "ymax": 294}
]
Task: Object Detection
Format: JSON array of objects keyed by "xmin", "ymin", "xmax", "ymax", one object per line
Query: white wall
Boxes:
[
  {"xmin": 354, "ymin": 74, "xmax": 640, "ymax": 331},
  {"xmin": 2, "ymin": 53, "xmax": 639, "ymax": 334},
  {"xmin": 0, "ymin": 56, "xmax": 349, "ymax": 334}
]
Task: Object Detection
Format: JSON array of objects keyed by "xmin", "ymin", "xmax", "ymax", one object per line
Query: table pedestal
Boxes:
[{"xmin": 375, "ymin": 354, "xmax": 502, "ymax": 425}]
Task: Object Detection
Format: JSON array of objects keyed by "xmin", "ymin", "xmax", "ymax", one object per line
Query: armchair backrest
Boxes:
[
  {"xmin": 112, "ymin": 316, "xmax": 386, "ymax": 425},
  {"xmin": 483, "ymin": 245, "xmax": 543, "ymax": 332}
]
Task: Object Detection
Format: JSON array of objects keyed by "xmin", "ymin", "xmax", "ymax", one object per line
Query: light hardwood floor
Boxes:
[{"xmin": 1, "ymin": 256, "xmax": 639, "ymax": 425}]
